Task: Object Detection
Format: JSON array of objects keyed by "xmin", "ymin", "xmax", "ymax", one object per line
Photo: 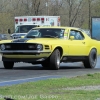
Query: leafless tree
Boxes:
[
  {"xmin": 0, "ymin": 0, "xmax": 100, "ymax": 33},
  {"xmin": 64, "ymin": 0, "xmax": 83, "ymax": 27},
  {"xmin": 48, "ymin": 0, "xmax": 63, "ymax": 16}
]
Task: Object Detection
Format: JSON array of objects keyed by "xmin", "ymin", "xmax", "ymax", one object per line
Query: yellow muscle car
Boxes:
[{"xmin": 0, "ymin": 26, "xmax": 100, "ymax": 70}]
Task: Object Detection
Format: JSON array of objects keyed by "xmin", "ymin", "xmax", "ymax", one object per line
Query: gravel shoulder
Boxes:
[{"xmin": 62, "ymin": 85, "xmax": 100, "ymax": 91}]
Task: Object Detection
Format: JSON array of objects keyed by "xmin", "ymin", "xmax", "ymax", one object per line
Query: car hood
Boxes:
[
  {"xmin": 0, "ymin": 40, "xmax": 12, "ymax": 44},
  {"xmin": 11, "ymin": 38, "xmax": 60, "ymax": 44},
  {"xmin": 0, "ymin": 38, "xmax": 64, "ymax": 45}
]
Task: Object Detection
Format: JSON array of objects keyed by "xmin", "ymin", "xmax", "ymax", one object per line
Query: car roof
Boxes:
[{"xmin": 32, "ymin": 26, "xmax": 80, "ymax": 30}]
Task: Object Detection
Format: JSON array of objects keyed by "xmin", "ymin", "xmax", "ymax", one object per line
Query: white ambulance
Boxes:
[{"xmin": 9, "ymin": 16, "xmax": 61, "ymax": 39}]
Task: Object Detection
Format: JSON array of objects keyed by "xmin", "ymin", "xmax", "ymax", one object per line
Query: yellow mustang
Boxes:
[{"xmin": 0, "ymin": 26, "xmax": 100, "ymax": 70}]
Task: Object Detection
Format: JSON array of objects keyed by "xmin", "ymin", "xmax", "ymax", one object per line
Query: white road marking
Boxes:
[
  {"xmin": 0, "ymin": 75, "xmax": 63, "ymax": 86},
  {"xmin": 0, "ymin": 55, "xmax": 2, "ymax": 61},
  {"xmin": 0, "ymin": 75, "xmax": 62, "ymax": 83}
]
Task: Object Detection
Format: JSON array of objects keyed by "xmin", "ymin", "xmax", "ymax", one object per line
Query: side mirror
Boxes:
[
  {"xmin": 69, "ymin": 36, "xmax": 74, "ymax": 40},
  {"xmin": 21, "ymin": 36, "xmax": 25, "ymax": 38},
  {"xmin": 8, "ymin": 29, "xmax": 11, "ymax": 34}
]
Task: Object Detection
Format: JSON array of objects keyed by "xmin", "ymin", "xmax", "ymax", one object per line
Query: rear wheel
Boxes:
[
  {"xmin": 42, "ymin": 49, "xmax": 61, "ymax": 70},
  {"xmin": 83, "ymin": 49, "xmax": 97, "ymax": 68},
  {"xmin": 3, "ymin": 61, "xmax": 14, "ymax": 69}
]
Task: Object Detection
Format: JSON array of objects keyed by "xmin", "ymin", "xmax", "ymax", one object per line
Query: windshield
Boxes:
[
  {"xmin": 25, "ymin": 28, "xmax": 65, "ymax": 38},
  {"xmin": 15, "ymin": 25, "xmax": 38, "ymax": 33}
]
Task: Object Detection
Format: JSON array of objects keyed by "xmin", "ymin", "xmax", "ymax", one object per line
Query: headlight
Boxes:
[
  {"xmin": 37, "ymin": 44, "xmax": 43, "ymax": 50},
  {"xmin": 1, "ymin": 44, "xmax": 5, "ymax": 50}
]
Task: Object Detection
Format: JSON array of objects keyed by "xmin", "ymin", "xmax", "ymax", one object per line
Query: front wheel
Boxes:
[
  {"xmin": 3, "ymin": 61, "xmax": 14, "ymax": 69},
  {"xmin": 41, "ymin": 49, "xmax": 61, "ymax": 70},
  {"xmin": 83, "ymin": 49, "xmax": 97, "ymax": 68},
  {"xmin": 50, "ymin": 49, "xmax": 61, "ymax": 70}
]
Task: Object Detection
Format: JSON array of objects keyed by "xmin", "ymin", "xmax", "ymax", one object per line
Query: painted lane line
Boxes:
[{"xmin": 0, "ymin": 75, "xmax": 64, "ymax": 86}]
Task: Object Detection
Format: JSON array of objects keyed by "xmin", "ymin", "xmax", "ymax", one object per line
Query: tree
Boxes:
[
  {"xmin": 0, "ymin": 0, "xmax": 100, "ymax": 33},
  {"xmin": 64, "ymin": 0, "xmax": 83, "ymax": 27}
]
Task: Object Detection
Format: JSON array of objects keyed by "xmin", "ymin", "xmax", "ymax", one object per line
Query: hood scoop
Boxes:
[{"xmin": 12, "ymin": 38, "xmax": 30, "ymax": 43}]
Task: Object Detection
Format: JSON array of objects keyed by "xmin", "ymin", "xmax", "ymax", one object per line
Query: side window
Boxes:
[
  {"xmin": 70, "ymin": 31, "xmax": 76, "ymax": 37},
  {"xmin": 75, "ymin": 32, "xmax": 84, "ymax": 40},
  {"xmin": 70, "ymin": 30, "xmax": 84, "ymax": 40}
]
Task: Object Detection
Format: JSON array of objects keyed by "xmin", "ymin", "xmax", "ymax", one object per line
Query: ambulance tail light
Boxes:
[
  {"xmin": 41, "ymin": 18, "xmax": 44, "ymax": 23},
  {"xmin": 41, "ymin": 18, "xmax": 44, "ymax": 21},
  {"xmin": 15, "ymin": 19, "xmax": 18, "ymax": 24},
  {"xmin": 15, "ymin": 19, "xmax": 18, "ymax": 22},
  {"xmin": 37, "ymin": 18, "xmax": 40, "ymax": 21},
  {"xmin": 19, "ymin": 18, "xmax": 23, "ymax": 22},
  {"xmin": 24, "ymin": 18, "xmax": 27, "ymax": 21},
  {"xmin": 32, "ymin": 18, "xmax": 36, "ymax": 21}
]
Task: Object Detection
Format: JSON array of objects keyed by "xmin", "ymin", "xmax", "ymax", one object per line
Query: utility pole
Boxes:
[
  {"xmin": 45, "ymin": 0, "xmax": 49, "ymax": 15},
  {"xmin": 88, "ymin": 0, "xmax": 91, "ymax": 30}
]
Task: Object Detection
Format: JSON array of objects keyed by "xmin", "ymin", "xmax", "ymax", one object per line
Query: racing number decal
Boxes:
[{"xmin": 64, "ymin": 30, "xmax": 68, "ymax": 39}]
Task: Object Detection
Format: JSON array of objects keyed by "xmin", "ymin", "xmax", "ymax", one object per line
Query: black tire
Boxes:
[
  {"xmin": 41, "ymin": 49, "xmax": 61, "ymax": 70},
  {"xmin": 50, "ymin": 49, "xmax": 60, "ymax": 70},
  {"xmin": 83, "ymin": 49, "xmax": 97, "ymax": 68},
  {"xmin": 41, "ymin": 59, "xmax": 49, "ymax": 69},
  {"xmin": 3, "ymin": 61, "xmax": 14, "ymax": 69}
]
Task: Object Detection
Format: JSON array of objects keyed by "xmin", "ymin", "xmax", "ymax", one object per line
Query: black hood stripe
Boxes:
[{"xmin": 12, "ymin": 38, "xmax": 31, "ymax": 43}]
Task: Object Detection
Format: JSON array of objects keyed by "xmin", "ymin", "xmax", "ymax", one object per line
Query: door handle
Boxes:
[{"xmin": 82, "ymin": 42, "xmax": 85, "ymax": 44}]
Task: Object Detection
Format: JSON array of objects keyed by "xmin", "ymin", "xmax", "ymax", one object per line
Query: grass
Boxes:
[{"xmin": 0, "ymin": 73, "xmax": 100, "ymax": 100}]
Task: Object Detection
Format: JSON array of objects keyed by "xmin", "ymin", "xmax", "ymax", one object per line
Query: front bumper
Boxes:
[
  {"xmin": 0, "ymin": 50, "xmax": 51, "ymax": 54},
  {"xmin": 0, "ymin": 50, "xmax": 51, "ymax": 62},
  {"xmin": 2, "ymin": 57, "xmax": 47, "ymax": 62}
]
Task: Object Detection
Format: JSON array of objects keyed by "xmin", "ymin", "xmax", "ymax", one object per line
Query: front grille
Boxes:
[
  {"xmin": 44, "ymin": 45, "xmax": 50, "ymax": 49},
  {"xmin": 4, "ymin": 43, "xmax": 37, "ymax": 50}
]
